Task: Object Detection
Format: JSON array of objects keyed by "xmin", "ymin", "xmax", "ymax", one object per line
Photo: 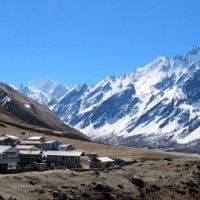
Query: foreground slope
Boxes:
[
  {"xmin": 0, "ymin": 132, "xmax": 200, "ymax": 200},
  {"xmin": 17, "ymin": 47, "xmax": 200, "ymax": 150},
  {"xmin": 0, "ymin": 83, "xmax": 89, "ymax": 141}
]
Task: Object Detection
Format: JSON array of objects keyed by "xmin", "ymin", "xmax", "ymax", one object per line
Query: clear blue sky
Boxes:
[{"xmin": 0, "ymin": 0, "xmax": 200, "ymax": 86}]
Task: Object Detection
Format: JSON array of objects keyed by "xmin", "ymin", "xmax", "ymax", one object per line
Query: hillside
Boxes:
[
  {"xmin": 0, "ymin": 83, "xmax": 89, "ymax": 141},
  {"xmin": 0, "ymin": 132, "xmax": 200, "ymax": 200}
]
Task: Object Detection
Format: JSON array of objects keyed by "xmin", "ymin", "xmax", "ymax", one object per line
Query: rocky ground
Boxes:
[
  {"xmin": 0, "ymin": 152, "xmax": 200, "ymax": 199},
  {"xmin": 0, "ymin": 124, "xmax": 200, "ymax": 199}
]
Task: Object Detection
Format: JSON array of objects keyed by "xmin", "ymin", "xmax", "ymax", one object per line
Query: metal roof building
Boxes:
[
  {"xmin": 28, "ymin": 136, "xmax": 44, "ymax": 140},
  {"xmin": 16, "ymin": 145, "xmax": 39, "ymax": 151},
  {"xmin": 97, "ymin": 157, "xmax": 115, "ymax": 162},
  {"xmin": 46, "ymin": 151, "xmax": 84, "ymax": 157}
]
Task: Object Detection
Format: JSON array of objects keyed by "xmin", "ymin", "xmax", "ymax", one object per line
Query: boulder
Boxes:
[
  {"xmin": 71, "ymin": 185, "xmax": 78, "ymax": 189},
  {"xmin": 52, "ymin": 191, "xmax": 60, "ymax": 198},
  {"xmin": 117, "ymin": 184, "xmax": 124, "ymax": 189},
  {"xmin": 103, "ymin": 192, "xmax": 116, "ymax": 200},
  {"xmin": 163, "ymin": 157, "xmax": 172, "ymax": 162},
  {"xmin": 176, "ymin": 189, "xmax": 186, "ymax": 195},
  {"xmin": 146, "ymin": 184, "xmax": 160, "ymax": 193},
  {"xmin": 189, "ymin": 188, "xmax": 198, "ymax": 194},
  {"xmin": 0, "ymin": 194, "xmax": 5, "ymax": 200},
  {"xmin": 130, "ymin": 177, "xmax": 145, "ymax": 188},
  {"xmin": 61, "ymin": 185, "xmax": 70, "ymax": 189},
  {"xmin": 94, "ymin": 170, "xmax": 100, "ymax": 176},
  {"xmin": 94, "ymin": 184, "xmax": 112, "ymax": 192}
]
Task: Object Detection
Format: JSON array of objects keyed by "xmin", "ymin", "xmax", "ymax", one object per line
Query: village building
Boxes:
[
  {"xmin": 43, "ymin": 141, "xmax": 61, "ymax": 151},
  {"xmin": 46, "ymin": 151, "xmax": 85, "ymax": 168},
  {"xmin": 15, "ymin": 145, "xmax": 40, "ymax": 151},
  {"xmin": 58, "ymin": 144, "xmax": 76, "ymax": 151},
  {"xmin": 19, "ymin": 151, "xmax": 44, "ymax": 169},
  {"xmin": 0, "ymin": 146, "xmax": 20, "ymax": 172},
  {"xmin": 115, "ymin": 157, "xmax": 136, "ymax": 166},
  {"xmin": 89, "ymin": 153, "xmax": 98, "ymax": 160},
  {"xmin": 19, "ymin": 150, "xmax": 85, "ymax": 169},
  {"xmin": 5, "ymin": 135, "xmax": 20, "ymax": 143},
  {"xmin": 27, "ymin": 136, "xmax": 46, "ymax": 143},
  {"xmin": 0, "ymin": 136, "xmax": 20, "ymax": 146},
  {"xmin": 90, "ymin": 156, "xmax": 115, "ymax": 169},
  {"xmin": 20, "ymin": 141, "xmax": 43, "ymax": 149},
  {"xmin": 33, "ymin": 162, "xmax": 47, "ymax": 171}
]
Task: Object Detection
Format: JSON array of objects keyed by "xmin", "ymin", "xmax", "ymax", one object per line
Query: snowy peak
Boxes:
[
  {"xmin": 51, "ymin": 83, "xmax": 69, "ymax": 99},
  {"xmin": 15, "ymin": 78, "xmax": 69, "ymax": 106},
  {"xmin": 27, "ymin": 77, "xmax": 58, "ymax": 94},
  {"xmin": 174, "ymin": 46, "xmax": 200, "ymax": 67},
  {"xmin": 188, "ymin": 46, "xmax": 200, "ymax": 56},
  {"xmin": 15, "ymin": 46, "xmax": 200, "ymax": 151}
]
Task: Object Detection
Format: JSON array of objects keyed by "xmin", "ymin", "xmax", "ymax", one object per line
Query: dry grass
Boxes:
[
  {"xmin": 0, "ymin": 156, "xmax": 200, "ymax": 200},
  {"xmin": 0, "ymin": 126, "xmax": 199, "ymax": 199}
]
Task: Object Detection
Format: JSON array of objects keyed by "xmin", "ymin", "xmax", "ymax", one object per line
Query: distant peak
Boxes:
[
  {"xmin": 27, "ymin": 77, "xmax": 58, "ymax": 95},
  {"xmin": 173, "ymin": 46, "xmax": 200, "ymax": 64},
  {"xmin": 154, "ymin": 56, "xmax": 169, "ymax": 62},
  {"xmin": 98, "ymin": 75, "xmax": 116, "ymax": 85},
  {"xmin": 144, "ymin": 56, "xmax": 169, "ymax": 70},
  {"xmin": 73, "ymin": 83, "xmax": 89, "ymax": 90},
  {"xmin": 188, "ymin": 46, "xmax": 200, "ymax": 56},
  {"xmin": 27, "ymin": 77, "xmax": 57, "ymax": 86},
  {"xmin": 37, "ymin": 77, "xmax": 56, "ymax": 84},
  {"xmin": 104, "ymin": 75, "xmax": 116, "ymax": 82}
]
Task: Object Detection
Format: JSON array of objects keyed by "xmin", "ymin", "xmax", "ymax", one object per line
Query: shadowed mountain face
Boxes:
[
  {"xmin": 0, "ymin": 83, "xmax": 89, "ymax": 141},
  {"xmin": 16, "ymin": 47, "xmax": 200, "ymax": 151}
]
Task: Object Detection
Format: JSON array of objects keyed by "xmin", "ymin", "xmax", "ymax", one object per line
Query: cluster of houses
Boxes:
[{"xmin": 0, "ymin": 134, "xmax": 135, "ymax": 173}]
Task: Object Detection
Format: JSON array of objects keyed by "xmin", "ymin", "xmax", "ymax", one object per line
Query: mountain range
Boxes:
[{"xmin": 15, "ymin": 47, "xmax": 200, "ymax": 152}]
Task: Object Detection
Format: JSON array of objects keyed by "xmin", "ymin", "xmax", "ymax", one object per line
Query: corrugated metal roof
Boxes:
[
  {"xmin": 119, "ymin": 158, "xmax": 134, "ymax": 162},
  {"xmin": 0, "ymin": 136, "xmax": 9, "ymax": 141},
  {"xmin": 44, "ymin": 141, "xmax": 60, "ymax": 144},
  {"xmin": 59, "ymin": 144, "xmax": 71, "ymax": 147},
  {"xmin": 20, "ymin": 150, "xmax": 84, "ymax": 157},
  {"xmin": 46, "ymin": 151, "xmax": 83, "ymax": 157},
  {"xmin": 16, "ymin": 145, "xmax": 39, "ymax": 150},
  {"xmin": 0, "ymin": 146, "xmax": 12, "ymax": 153},
  {"xmin": 28, "ymin": 136, "xmax": 44, "ymax": 140},
  {"xmin": 5, "ymin": 135, "xmax": 19, "ymax": 140},
  {"xmin": 19, "ymin": 150, "xmax": 42, "ymax": 155},
  {"xmin": 97, "ymin": 157, "xmax": 114, "ymax": 162},
  {"xmin": 21, "ymin": 141, "xmax": 42, "ymax": 144}
]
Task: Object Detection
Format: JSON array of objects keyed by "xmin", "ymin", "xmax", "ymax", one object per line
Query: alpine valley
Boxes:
[{"xmin": 15, "ymin": 47, "xmax": 200, "ymax": 153}]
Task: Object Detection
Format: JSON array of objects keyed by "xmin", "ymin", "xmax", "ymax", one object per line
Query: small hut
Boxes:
[{"xmin": 90, "ymin": 156, "xmax": 115, "ymax": 169}]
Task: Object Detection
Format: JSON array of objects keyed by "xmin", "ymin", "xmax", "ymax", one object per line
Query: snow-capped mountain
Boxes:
[
  {"xmin": 17, "ymin": 78, "xmax": 69, "ymax": 106},
  {"xmin": 16, "ymin": 47, "xmax": 200, "ymax": 151}
]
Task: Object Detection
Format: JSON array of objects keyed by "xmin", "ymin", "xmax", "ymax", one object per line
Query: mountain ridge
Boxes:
[
  {"xmin": 0, "ymin": 82, "xmax": 89, "ymax": 141},
  {"xmin": 14, "ymin": 46, "xmax": 200, "ymax": 151}
]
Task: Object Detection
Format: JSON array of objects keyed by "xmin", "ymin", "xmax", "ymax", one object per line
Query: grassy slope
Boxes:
[{"xmin": 0, "ymin": 123, "xmax": 200, "ymax": 200}]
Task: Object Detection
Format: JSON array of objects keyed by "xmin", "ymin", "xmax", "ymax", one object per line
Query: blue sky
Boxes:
[{"xmin": 0, "ymin": 0, "xmax": 200, "ymax": 86}]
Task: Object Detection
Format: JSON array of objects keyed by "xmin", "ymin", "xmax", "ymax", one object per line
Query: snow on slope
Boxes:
[{"xmin": 15, "ymin": 47, "xmax": 200, "ymax": 149}]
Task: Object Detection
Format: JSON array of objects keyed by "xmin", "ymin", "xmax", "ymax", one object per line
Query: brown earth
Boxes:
[{"xmin": 0, "ymin": 122, "xmax": 200, "ymax": 200}]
